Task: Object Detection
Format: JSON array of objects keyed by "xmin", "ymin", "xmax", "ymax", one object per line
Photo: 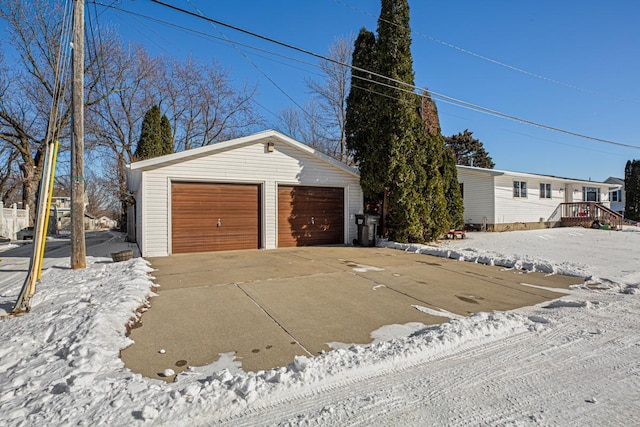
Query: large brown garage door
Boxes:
[
  {"xmin": 172, "ymin": 183, "xmax": 260, "ymax": 253},
  {"xmin": 278, "ymin": 186, "xmax": 344, "ymax": 247}
]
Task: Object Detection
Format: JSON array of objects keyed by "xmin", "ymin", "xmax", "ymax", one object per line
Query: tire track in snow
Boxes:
[
  {"xmin": 197, "ymin": 293, "xmax": 640, "ymax": 426},
  {"xmin": 196, "ymin": 326, "xmax": 533, "ymax": 426}
]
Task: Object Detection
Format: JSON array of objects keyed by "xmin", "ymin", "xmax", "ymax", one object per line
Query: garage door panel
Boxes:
[
  {"xmin": 172, "ymin": 183, "xmax": 260, "ymax": 253},
  {"xmin": 278, "ymin": 186, "xmax": 344, "ymax": 247}
]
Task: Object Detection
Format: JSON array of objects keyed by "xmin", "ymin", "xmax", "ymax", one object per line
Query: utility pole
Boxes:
[{"xmin": 71, "ymin": 0, "xmax": 86, "ymax": 269}]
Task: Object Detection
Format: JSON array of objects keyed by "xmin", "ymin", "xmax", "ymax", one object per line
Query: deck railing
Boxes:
[{"xmin": 559, "ymin": 202, "xmax": 623, "ymax": 229}]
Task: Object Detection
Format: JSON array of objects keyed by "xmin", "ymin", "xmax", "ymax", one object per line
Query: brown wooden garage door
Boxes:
[
  {"xmin": 278, "ymin": 186, "xmax": 344, "ymax": 247},
  {"xmin": 172, "ymin": 183, "xmax": 260, "ymax": 253}
]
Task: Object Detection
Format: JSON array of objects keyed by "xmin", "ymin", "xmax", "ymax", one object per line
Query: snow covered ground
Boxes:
[{"xmin": 1, "ymin": 227, "xmax": 639, "ymax": 426}]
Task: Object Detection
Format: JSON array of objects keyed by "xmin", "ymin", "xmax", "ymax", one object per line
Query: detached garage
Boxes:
[{"xmin": 127, "ymin": 130, "xmax": 363, "ymax": 257}]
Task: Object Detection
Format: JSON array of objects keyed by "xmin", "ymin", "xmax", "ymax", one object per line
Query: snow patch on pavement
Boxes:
[
  {"xmin": 412, "ymin": 304, "xmax": 464, "ymax": 320},
  {"xmin": 1, "ymin": 226, "xmax": 640, "ymax": 425}
]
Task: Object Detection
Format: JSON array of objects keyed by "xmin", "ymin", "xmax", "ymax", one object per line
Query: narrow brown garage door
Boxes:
[
  {"xmin": 172, "ymin": 183, "xmax": 260, "ymax": 253},
  {"xmin": 278, "ymin": 186, "xmax": 344, "ymax": 247}
]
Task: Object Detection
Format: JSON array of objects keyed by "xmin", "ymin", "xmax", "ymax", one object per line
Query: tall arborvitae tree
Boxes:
[
  {"xmin": 421, "ymin": 91, "xmax": 464, "ymax": 230},
  {"xmin": 625, "ymin": 159, "xmax": 640, "ymax": 221},
  {"xmin": 134, "ymin": 105, "xmax": 173, "ymax": 160},
  {"xmin": 346, "ymin": 28, "xmax": 383, "ymax": 198},
  {"xmin": 445, "ymin": 129, "xmax": 495, "ymax": 168},
  {"xmin": 442, "ymin": 146, "xmax": 464, "ymax": 228},
  {"xmin": 346, "ymin": 0, "xmax": 454, "ymax": 242},
  {"xmin": 375, "ymin": 0, "xmax": 430, "ymax": 241}
]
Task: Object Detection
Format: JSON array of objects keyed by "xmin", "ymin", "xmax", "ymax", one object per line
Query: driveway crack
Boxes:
[{"xmin": 234, "ymin": 283, "xmax": 314, "ymax": 357}]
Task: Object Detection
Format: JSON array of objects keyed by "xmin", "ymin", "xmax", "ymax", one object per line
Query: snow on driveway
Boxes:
[{"xmin": 0, "ymin": 226, "xmax": 639, "ymax": 425}]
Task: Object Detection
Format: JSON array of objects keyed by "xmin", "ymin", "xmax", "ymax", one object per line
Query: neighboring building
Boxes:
[
  {"xmin": 98, "ymin": 216, "xmax": 117, "ymax": 229},
  {"xmin": 457, "ymin": 165, "xmax": 622, "ymax": 231},
  {"xmin": 126, "ymin": 130, "xmax": 363, "ymax": 257},
  {"xmin": 605, "ymin": 177, "xmax": 625, "ymax": 215},
  {"xmin": 0, "ymin": 202, "xmax": 30, "ymax": 240},
  {"xmin": 51, "ymin": 195, "xmax": 98, "ymax": 232}
]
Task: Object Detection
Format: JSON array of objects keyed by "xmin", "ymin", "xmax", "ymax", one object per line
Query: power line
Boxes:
[
  {"xmin": 95, "ymin": 4, "xmax": 325, "ymax": 78},
  {"xmin": 96, "ymin": 2, "xmax": 328, "ymax": 122},
  {"xmin": 331, "ymin": 0, "xmax": 639, "ymax": 105},
  {"xmin": 184, "ymin": 0, "xmax": 328, "ymax": 131},
  {"xmin": 145, "ymin": 0, "xmax": 640, "ymax": 150},
  {"xmin": 503, "ymin": 130, "xmax": 630, "ymax": 157},
  {"xmin": 102, "ymin": 0, "xmax": 639, "ymax": 151}
]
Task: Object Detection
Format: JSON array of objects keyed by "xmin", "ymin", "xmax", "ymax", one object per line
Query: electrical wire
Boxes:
[
  {"xmin": 145, "ymin": 0, "xmax": 640, "ymax": 150},
  {"xmin": 331, "ymin": 0, "xmax": 639, "ymax": 104},
  {"xmin": 98, "ymin": 0, "xmax": 640, "ymax": 151},
  {"xmin": 184, "ymin": 0, "xmax": 331, "ymax": 132},
  {"xmin": 46, "ymin": 0, "xmax": 74, "ymax": 145},
  {"xmin": 93, "ymin": 4, "xmax": 324, "ymax": 78}
]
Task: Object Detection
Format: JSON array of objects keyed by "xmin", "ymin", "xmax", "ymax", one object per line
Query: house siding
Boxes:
[
  {"xmin": 456, "ymin": 168, "xmax": 495, "ymax": 225},
  {"xmin": 134, "ymin": 140, "xmax": 362, "ymax": 257},
  {"xmin": 457, "ymin": 165, "xmax": 613, "ymax": 231},
  {"xmin": 493, "ymin": 175, "xmax": 564, "ymax": 224}
]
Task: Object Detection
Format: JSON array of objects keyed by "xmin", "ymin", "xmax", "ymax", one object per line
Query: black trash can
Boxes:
[{"xmin": 354, "ymin": 214, "xmax": 380, "ymax": 247}]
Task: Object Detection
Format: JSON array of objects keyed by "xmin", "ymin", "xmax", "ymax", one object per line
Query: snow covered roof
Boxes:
[{"xmin": 127, "ymin": 129, "xmax": 359, "ymax": 178}]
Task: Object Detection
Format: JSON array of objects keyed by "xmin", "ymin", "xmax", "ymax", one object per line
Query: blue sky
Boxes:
[{"xmin": 85, "ymin": 1, "xmax": 640, "ymax": 180}]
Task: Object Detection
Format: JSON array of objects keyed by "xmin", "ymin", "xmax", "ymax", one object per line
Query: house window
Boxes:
[
  {"xmin": 610, "ymin": 190, "xmax": 621, "ymax": 202},
  {"xmin": 459, "ymin": 182, "xmax": 464, "ymax": 199},
  {"xmin": 540, "ymin": 183, "xmax": 552, "ymax": 199},
  {"xmin": 513, "ymin": 181, "xmax": 527, "ymax": 198},
  {"xmin": 583, "ymin": 186, "xmax": 600, "ymax": 202}
]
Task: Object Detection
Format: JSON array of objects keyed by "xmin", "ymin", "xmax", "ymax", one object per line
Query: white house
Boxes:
[
  {"xmin": 126, "ymin": 130, "xmax": 363, "ymax": 257},
  {"xmin": 605, "ymin": 177, "xmax": 625, "ymax": 215},
  {"xmin": 456, "ymin": 165, "xmax": 620, "ymax": 231},
  {"xmin": 98, "ymin": 216, "xmax": 118, "ymax": 229}
]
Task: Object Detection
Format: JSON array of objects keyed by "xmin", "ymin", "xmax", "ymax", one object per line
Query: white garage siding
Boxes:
[{"xmin": 127, "ymin": 131, "xmax": 363, "ymax": 257}]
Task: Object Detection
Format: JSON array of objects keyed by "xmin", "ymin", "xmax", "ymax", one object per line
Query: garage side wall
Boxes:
[{"xmin": 139, "ymin": 141, "xmax": 362, "ymax": 257}]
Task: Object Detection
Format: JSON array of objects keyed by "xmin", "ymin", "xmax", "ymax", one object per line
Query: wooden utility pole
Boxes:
[{"xmin": 71, "ymin": 0, "xmax": 86, "ymax": 269}]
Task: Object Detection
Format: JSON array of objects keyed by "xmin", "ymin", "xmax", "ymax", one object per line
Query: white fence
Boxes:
[{"xmin": 0, "ymin": 202, "xmax": 30, "ymax": 240}]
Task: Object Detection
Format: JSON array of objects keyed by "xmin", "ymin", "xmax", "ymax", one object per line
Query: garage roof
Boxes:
[{"xmin": 128, "ymin": 129, "xmax": 359, "ymax": 177}]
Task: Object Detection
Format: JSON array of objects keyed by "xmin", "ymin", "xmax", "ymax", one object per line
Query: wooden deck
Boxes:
[{"xmin": 559, "ymin": 202, "xmax": 623, "ymax": 229}]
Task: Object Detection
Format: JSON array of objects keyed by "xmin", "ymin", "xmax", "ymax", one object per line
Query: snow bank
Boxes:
[
  {"xmin": 0, "ymin": 257, "xmax": 155, "ymax": 425},
  {"xmin": 0, "ymin": 227, "xmax": 639, "ymax": 425},
  {"xmin": 381, "ymin": 227, "xmax": 640, "ymax": 292}
]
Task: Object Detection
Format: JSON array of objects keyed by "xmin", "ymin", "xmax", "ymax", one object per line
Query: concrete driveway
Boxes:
[{"xmin": 121, "ymin": 246, "xmax": 581, "ymax": 381}]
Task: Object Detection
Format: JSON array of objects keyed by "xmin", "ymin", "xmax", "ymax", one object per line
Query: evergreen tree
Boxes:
[
  {"xmin": 441, "ymin": 146, "xmax": 464, "ymax": 228},
  {"xmin": 346, "ymin": 28, "xmax": 382, "ymax": 198},
  {"xmin": 421, "ymin": 90, "xmax": 463, "ymax": 233},
  {"xmin": 135, "ymin": 105, "xmax": 173, "ymax": 160},
  {"xmin": 625, "ymin": 159, "xmax": 640, "ymax": 221},
  {"xmin": 160, "ymin": 114, "xmax": 174, "ymax": 155},
  {"xmin": 445, "ymin": 129, "xmax": 495, "ymax": 168},
  {"xmin": 346, "ymin": 0, "xmax": 455, "ymax": 242},
  {"xmin": 374, "ymin": 0, "xmax": 428, "ymax": 241}
]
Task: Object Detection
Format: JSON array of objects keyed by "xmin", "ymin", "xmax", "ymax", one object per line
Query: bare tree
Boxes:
[
  {"xmin": 85, "ymin": 42, "xmax": 160, "ymax": 228},
  {"xmin": 276, "ymin": 106, "xmax": 304, "ymax": 142},
  {"xmin": 159, "ymin": 56, "xmax": 262, "ymax": 151},
  {"xmin": 2, "ymin": 0, "xmax": 265, "ymax": 228},
  {"xmin": 87, "ymin": 46, "xmax": 264, "ymax": 225},
  {"xmin": 306, "ymin": 34, "xmax": 355, "ymax": 164},
  {"xmin": 0, "ymin": 146, "xmax": 20, "ymax": 205},
  {"xmin": 0, "ymin": 0, "xmax": 111, "ymax": 222},
  {"xmin": 275, "ymin": 98, "xmax": 330, "ymax": 154},
  {"xmin": 85, "ymin": 169, "xmax": 118, "ymax": 218}
]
